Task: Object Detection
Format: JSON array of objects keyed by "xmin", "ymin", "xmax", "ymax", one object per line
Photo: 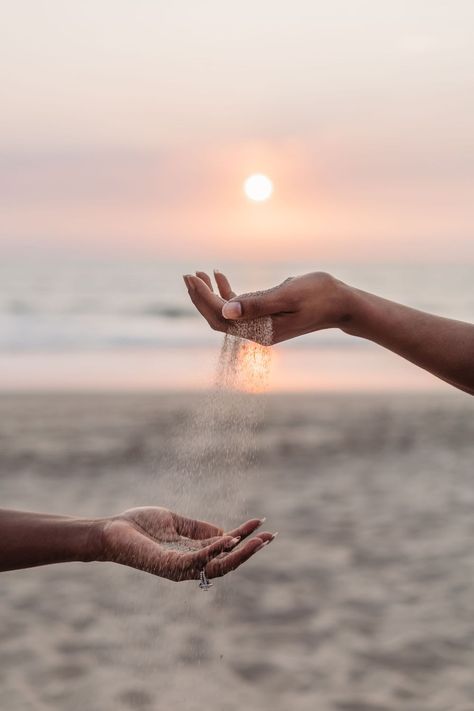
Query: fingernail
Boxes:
[
  {"xmin": 231, "ymin": 536, "xmax": 241, "ymax": 545},
  {"xmin": 257, "ymin": 540, "xmax": 270, "ymax": 551},
  {"xmin": 214, "ymin": 268, "xmax": 221, "ymax": 274},
  {"xmin": 271, "ymin": 532, "xmax": 279, "ymax": 540},
  {"xmin": 258, "ymin": 517, "xmax": 267, "ymax": 526},
  {"xmin": 222, "ymin": 301, "xmax": 242, "ymax": 319}
]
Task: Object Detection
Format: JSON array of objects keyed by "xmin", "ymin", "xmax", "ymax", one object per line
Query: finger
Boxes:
[
  {"xmin": 198, "ymin": 530, "xmax": 275, "ymax": 549},
  {"xmin": 171, "ymin": 511, "xmax": 224, "ymax": 539},
  {"xmin": 225, "ymin": 518, "xmax": 265, "ymax": 540},
  {"xmin": 254, "ymin": 531, "xmax": 275, "ymax": 544},
  {"xmin": 183, "ymin": 275, "xmax": 193, "ymax": 291},
  {"xmin": 186, "ymin": 281, "xmax": 224, "ymax": 330},
  {"xmin": 198, "ymin": 534, "xmax": 226, "ymax": 547},
  {"xmin": 184, "ymin": 535, "xmax": 237, "ymax": 572},
  {"xmin": 221, "ymin": 287, "xmax": 289, "ymax": 321},
  {"xmin": 206, "ymin": 537, "xmax": 270, "ymax": 578},
  {"xmin": 214, "ymin": 270, "xmax": 236, "ymax": 299},
  {"xmin": 186, "ymin": 275, "xmax": 227, "ymax": 331},
  {"xmin": 206, "ymin": 531, "xmax": 274, "ymax": 549},
  {"xmin": 196, "ymin": 271, "xmax": 213, "ymax": 291}
]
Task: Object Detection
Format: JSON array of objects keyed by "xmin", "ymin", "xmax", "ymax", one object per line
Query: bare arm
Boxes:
[
  {"xmin": 0, "ymin": 507, "xmax": 274, "ymax": 580},
  {"xmin": 0, "ymin": 509, "xmax": 100, "ymax": 571},
  {"xmin": 345, "ymin": 286, "xmax": 474, "ymax": 395},
  {"xmin": 183, "ymin": 270, "xmax": 474, "ymax": 395}
]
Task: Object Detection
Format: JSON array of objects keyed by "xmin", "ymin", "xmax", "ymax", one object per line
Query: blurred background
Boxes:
[{"xmin": 1, "ymin": 2, "xmax": 473, "ymax": 710}]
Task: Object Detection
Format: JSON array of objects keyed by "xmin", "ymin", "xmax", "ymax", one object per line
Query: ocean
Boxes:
[{"xmin": 0, "ymin": 256, "xmax": 472, "ymax": 392}]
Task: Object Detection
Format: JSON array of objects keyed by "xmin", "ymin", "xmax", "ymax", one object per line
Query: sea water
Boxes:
[{"xmin": 2, "ymin": 257, "xmax": 473, "ymax": 393}]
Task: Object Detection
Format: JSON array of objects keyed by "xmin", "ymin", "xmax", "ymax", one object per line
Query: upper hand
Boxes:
[
  {"xmin": 99, "ymin": 507, "xmax": 274, "ymax": 582},
  {"xmin": 183, "ymin": 270, "xmax": 352, "ymax": 344}
]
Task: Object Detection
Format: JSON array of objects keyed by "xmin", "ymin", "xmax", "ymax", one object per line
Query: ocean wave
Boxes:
[{"xmin": 1, "ymin": 301, "xmax": 198, "ymax": 319}]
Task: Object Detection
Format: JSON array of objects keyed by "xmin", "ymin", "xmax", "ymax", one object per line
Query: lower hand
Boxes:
[
  {"xmin": 99, "ymin": 507, "xmax": 274, "ymax": 581},
  {"xmin": 184, "ymin": 270, "xmax": 353, "ymax": 344}
]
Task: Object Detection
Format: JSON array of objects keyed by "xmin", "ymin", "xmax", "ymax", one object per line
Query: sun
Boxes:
[{"xmin": 243, "ymin": 174, "xmax": 273, "ymax": 202}]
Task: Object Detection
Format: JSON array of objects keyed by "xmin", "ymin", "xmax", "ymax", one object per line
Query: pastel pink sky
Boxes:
[{"xmin": 1, "ymin": 1, "xmax": 473, "ymax": 262}]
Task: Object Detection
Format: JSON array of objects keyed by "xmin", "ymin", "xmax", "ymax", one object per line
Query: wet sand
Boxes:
[{"xmin": 1, "ymin": 391, "xmax": 473, "ymax": 711}]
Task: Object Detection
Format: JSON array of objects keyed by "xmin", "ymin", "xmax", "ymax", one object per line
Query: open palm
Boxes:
[{"xmin": 100, "ymin": 507, "xmax": 273, "ymax": 582}]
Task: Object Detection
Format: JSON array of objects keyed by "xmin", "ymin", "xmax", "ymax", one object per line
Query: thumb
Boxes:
[{"xmin": 222, "ymin": 291, "xmax": 280, "ymax": 320}]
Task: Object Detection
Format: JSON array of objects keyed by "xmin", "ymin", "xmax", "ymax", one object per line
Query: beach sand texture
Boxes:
[{"xmin": 1, "ymin": 392, "xmax": 474, "ymax": 711}]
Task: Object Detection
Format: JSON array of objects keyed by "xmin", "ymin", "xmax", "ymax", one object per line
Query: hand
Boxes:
[
  {"xmin": 99, "ymin": 507, "xmax": 274, "ymax": 582},
  {"xmin": 183, "ymin": 270, "xmax": 352, "ymax": 344}
]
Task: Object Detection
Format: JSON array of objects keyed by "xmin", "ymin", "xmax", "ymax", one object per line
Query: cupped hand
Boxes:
[
  {"xmin": 99, "ymin": 507, "xmax": 274, "ymax": 582},
  {"xmin": 183, "ymin": 270, "xmax": 352, "ymax": 344}
]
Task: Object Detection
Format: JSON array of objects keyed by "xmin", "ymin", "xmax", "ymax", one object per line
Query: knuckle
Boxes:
[{"xmin": 312, "ymin": 270, "xmax": 333, "ymax": 287}]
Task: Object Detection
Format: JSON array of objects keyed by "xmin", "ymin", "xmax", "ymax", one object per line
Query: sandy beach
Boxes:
[{"xmin": 1, "ymin": 391, "xmax": 474, "ymax": 711}]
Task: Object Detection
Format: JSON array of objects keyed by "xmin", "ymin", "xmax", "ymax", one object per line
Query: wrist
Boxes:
[
  {"xmin": 326, "ymin": 277, "xmax": 361, "ymax": 334},
  {"xmin": 70, "ymin": 517, "xmax": 107, "ymax": 563},
  {"xmin": 337, "ymin": 284, "xmax": 369, "ymax": 337}
]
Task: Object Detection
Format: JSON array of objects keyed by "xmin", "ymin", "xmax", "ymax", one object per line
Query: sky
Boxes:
[{"xmin": 1, "ymin": 0, "xmax": 473, "ymax": 262}]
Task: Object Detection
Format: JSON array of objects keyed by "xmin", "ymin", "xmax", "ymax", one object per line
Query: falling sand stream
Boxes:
[
  {"xmin": 120, "ymin": 317, "xmax": 273, "ymax": 708},
  {"xmin": 145, "ymin": 315, "xmax": 273, "ymax": 523}
]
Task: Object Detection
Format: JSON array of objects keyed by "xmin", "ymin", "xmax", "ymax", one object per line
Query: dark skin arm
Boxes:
[
  {"xmin": 183, "ymin": 270, "xmax": 474, "ymax": 396},
  {"xmin": 0, "ymin": 507, "xmax": 275, "ymax": 581}
]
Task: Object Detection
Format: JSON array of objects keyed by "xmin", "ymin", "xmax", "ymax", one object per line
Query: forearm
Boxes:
[
  {"xmin": 0, "ymin": 509, "xmax": 103, "ymax": 572},
  {"xmin": 342, "ymin": 286, "xmax": 474, "ymax": 395}
]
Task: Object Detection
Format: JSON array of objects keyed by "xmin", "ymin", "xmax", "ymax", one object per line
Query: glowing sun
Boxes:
[{"xmin": 243, "ymin": 174, "xmax": 273, "ymax": 202}]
